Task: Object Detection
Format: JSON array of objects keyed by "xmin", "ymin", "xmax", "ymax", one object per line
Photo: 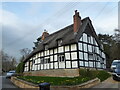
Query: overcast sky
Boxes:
[{"xmin": 0, "ymin": 1, "xmax": 119, "ymax": 61}]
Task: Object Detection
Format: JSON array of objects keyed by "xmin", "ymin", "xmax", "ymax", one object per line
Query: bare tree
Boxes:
[
  {"xmin": 1, "ymin": 50, "xmax": 17, "ymax": 72},
  {"xmin": 19, "ymin": 48, "xmax": 31, "ymax": 62},
  {"xmin": 20, "ymin": 48, "xmax": 31, "ymax": 58}
]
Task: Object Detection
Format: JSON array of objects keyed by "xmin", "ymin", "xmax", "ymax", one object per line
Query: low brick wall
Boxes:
[
  {"xmin": 23, "ymin": 69, "xmax": 80, "ymax": 77},
  {"xmin": 11, "ymin": 77, "xmax": 39, "ymax": 89},
  {"xmin": 11, "ymin": 77, "xmax": 100, "ymax": 90}
]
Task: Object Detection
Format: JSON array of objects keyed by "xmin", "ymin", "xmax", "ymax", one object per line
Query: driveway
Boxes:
[{"xmin": 92, "ymin": 77, "xmax": 120, "ymax": 89}]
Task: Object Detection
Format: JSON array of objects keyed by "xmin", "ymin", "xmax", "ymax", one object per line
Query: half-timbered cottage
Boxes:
[{"xmin": 23, "ymin": 10, "xmax": 106, "ymax": 77}]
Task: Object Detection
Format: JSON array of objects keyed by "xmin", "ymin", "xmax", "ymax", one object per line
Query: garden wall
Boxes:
[{"xmin": 11, "ymin": 77, "xmax": 100, "ymax": 90}]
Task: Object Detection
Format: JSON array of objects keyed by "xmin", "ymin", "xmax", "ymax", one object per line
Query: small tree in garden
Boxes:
[{"xmin": 16, "ymin": 62, "xmax": 25, "ymax": 73}]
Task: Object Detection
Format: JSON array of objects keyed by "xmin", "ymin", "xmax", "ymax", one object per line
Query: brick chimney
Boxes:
[
  {"xmin": 41, "ymin": 30, "xmax": 49, "ymax": 40},
  {"xmin": 73, "ymin": 10, "xmax": 81, "ymax": 33}
]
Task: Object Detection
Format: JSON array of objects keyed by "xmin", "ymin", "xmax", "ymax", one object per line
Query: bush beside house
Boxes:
[{"xmin": 16, "ymin": 62, "xmax": 25, "ymax": 74}]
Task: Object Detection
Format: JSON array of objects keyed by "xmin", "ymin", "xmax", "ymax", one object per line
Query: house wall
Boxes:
[
  {"xmin": 78, "ymin": 33, "xmax": 106, "ymax": 69},
  {"xmin": 24, "ymin": 44, "xmax": 78, "ymax": 73},
  {"xmin": 23, "ymin": 68, "xmax": 80, "ymax": 77}
]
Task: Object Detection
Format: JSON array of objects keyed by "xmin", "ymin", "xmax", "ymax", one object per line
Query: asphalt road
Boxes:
[
  {"xmin": 1, "ymin": 76, "xmax": 18, "ymax": 89},
  {"xmin": 92, "ymin": 77, "xmax": 120, "ymax": 90}
]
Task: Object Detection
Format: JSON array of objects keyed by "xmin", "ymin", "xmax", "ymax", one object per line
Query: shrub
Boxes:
[
  {"xmin": 16, "ymin": 62, "xmax": 25, "ymax": 73},
  {"xmin": 79, "ymin": 68, "xmax": 111, "ymax": 81}
]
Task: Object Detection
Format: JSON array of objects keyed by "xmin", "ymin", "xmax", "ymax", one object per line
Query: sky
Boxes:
[{"xmin": 0, "ymin": 1, "xmax": 119, "ymax": 62}]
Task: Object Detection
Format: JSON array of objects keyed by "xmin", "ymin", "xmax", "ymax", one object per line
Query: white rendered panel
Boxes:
[
  {"xmin": 65, "ymin": 45, "xmax": 69, "ymax": 51},
  {"xmin": 88, "ymin": 45, "xmax": 92, "ymax": 52},
  {"xmin": 71, "ymin": 44, "xmax": 77, "ymax": 51},
  {"xmin": 54, "ymin": 48, "xmax": 57, "ymax": 54},
  {"xmin": 39, "ymin": 53, "xmax": 41, "ymax": 57},
  {"xmin": 79, "ymin": 61, "xmax": 84, "ymax": 66},
  {"xmin": 58, "ymin": 46, "xmax": 64, "ymax": 53},
  {"xmin": 54, "ymin": 55, "xmax": 57, "ymax": 61},
  {"xmin": 79, "ymin": 52, "xmax": 83, "ymax": 59},
  {"xmin": 38, "ymin": 58, "xmax": 40, "ymax": 63},
  {"xmin": 83, "ymin": 44, "xmax": 87, "ymax": 52},
  {"xmin": 65, "ymin": 53, "xmax": 70, "ymax": 60},
  {"xmin": 84, "ymin": 53, "xmax": 88, "ymax": 60},
  {"xmin": 91, "ymin": 37, "xmax": 94, "ymax": 44},
  {"xmin": 72, "ymin": 61, "xmax": 78, "ymax": 68},
  {"xmin": 89, "ymin": 61, "xmax": 93, "ymax": 67},
  {"xmin": 71, "ymin": 52, "xmax": 77, "ymax": 60},
  {"xmin": 54, "ymin": 62, "xmax": 58, "ymax": 69},
  {"xmin": 50, "ymin": 56, "xmax": 53, "ymax": 61},
  {"xmin": 25, "ymin": 63, "xmax": 27, "ymax": 66},
  {"xmin": 45, "ymin": 51, "xmax": 47, "ymax": 56},
  {"xmin": 34, "ymin": 65, "xmax": 37, "ymax": 71},
  {"xmin": 59, "ymin": 62, "xmax": 65, "ymax": 68},
  {"xmin": 44, "ymin": 64, "xmax": 46, "ymax": 69},
  {"xmin": 96, "ymin": 47, "xmax": 99, "ymax": 54},
  {"xmin": 78, "ymin": 43, "xmax": 82, "ymax": 51},
  {"xmin": 41, "ymin": 52, "xmax": 44, "ymax": 56},
  {"xmin": 88, "ymin": 36, "xmax": 91, "ymax": 43},
  {"xmin": 50, "ymin": 50, "xmax": 53, "ymax": 55},
  {"xmin": 83, "ymin": 33, "xmax": 87, "ymax": 42},
  {"xmin": 50, "ymin": 63, "xmax": 53, "ymax": 69},
  {"xmin": 80, "ymin": 36, "xmax": 83, "ymax": 41},
  {"xmin": 47, "ymin": 50, "xmax": 49, "ymax": 55},
  {"xmin": 32, "ymin": 64, "xmax": 35, "ymax": 70},
  {"xmin": 85, "ymin": 62, "xmax": 88, "ymax": 67},
  {"xmin": 38, "ymin": 64, "xmax": 40, "ymax": 70},
  {"xmin": 35, "ymin": 59, "xmax": 38, "ymax": 64},
  {"xmin": 95, "ymin": 39, "xmax": 98, "ymax": 46},
  {"xmin": 41, "ymin": 64, "xmax": 43, "ymax": 70},
  {"xmin": 66, "ymin": 61, "xmax": 71, "ymax": 68},
  {"xmin": 24, "ymin": 67, "xmax": 26, "ymax": 71},
  {"xmin": 102, "ymin": 52, "xmax": 105, "ymax": 58},
  {"xmin": 46, "ymin": 63, "xmax": 49, "ymax": 69}
]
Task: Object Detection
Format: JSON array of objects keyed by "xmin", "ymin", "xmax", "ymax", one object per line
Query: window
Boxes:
[
  {"xmin": 40, "ymin": 58, "xmax": 44, "ymax": 64},
  {"xmin": 45, "ymin": 45, "xmax": 48, "ymax": 50},
  {"xmin": 58, "ymin": 39, "xmax": 62, "ymax": 46},
  {"xmin": 58, "ymin": 54, "xmax": 65, "ymax": 62},
  {"xmin": 44, "ymin": 58, "xmax": 50, "ymax": 63},
  {"xmin": 88, "ymin": 52, "xmax": 93, "ymax": 60}
]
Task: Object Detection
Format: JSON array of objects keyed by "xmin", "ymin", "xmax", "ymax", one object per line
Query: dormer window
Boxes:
[
  {"xmin": 45, "ymin": 45, "xmax": 48, "ymax": 50},
  {"xmin": 58, "ymin": 39, "xmax": 62, "ymax": 46}
]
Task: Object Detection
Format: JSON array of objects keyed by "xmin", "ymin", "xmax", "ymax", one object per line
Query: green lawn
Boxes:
[{"xmin": 17, "ymin": 69, "xmax": 111, "ymax": 86}]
